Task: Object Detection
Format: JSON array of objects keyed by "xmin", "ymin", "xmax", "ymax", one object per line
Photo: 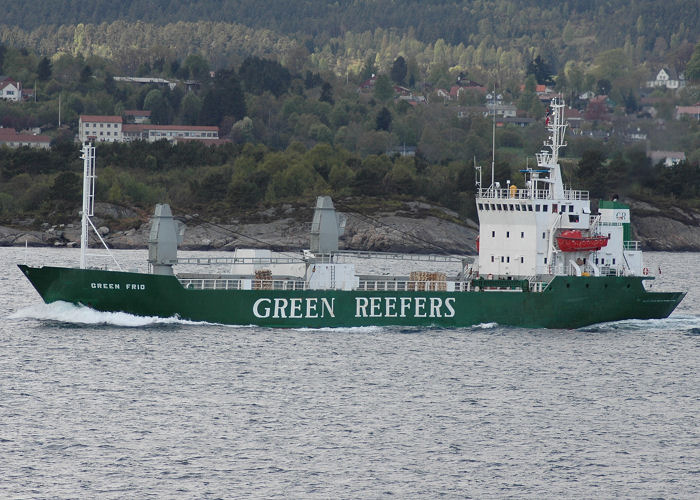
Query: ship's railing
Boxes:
[
  {"xmin": 563, "ymin": 189, "xmax": 589, "ymax": 200},
  {"xmin": 178, "ymin": 277, "xmax": 307, "ymax": 290},
  {"xmin": 624, "ymin": 240, "xmax": 641, "ymax": 251},
  {"xmin": 358, "ymin": 279, "xmax": 455, "ymax": 292},
  {"xmin": 477, "ymin": 188, "xmax": 589, "ymax": 201}
]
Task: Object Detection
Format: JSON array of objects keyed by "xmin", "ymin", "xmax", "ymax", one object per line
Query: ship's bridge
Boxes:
[{"xmin": 476, "ymin": 186, "xmax": 589, "ymax": 201}]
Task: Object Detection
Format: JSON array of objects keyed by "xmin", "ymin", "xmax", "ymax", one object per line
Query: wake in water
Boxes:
[
  {"xmin": 8, "ymin": 301, "xmax": 205, "ymax": 328},
  {"xmin": 578, "ymin": 314, "xmax": 700, "ymax": 333}
]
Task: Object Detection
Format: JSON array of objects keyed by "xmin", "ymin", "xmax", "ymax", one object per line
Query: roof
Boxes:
[
  {"xmin": 128, "ymin": 124, "xmax": 218, "ymax": 132},
  {"xmin": 80, "ymin": 115, "xmax": 123, "ymax": 123},
  {"xmin": 123, "ymin": 110, "xmax": 151, "ymax": 116},
  {"xmin": 0, "ymin": 80, "xmax": 19, "ymax": 90},
  {"xmin": 0, "ymin": 129, "xmax": 51, "ymax": 143}
]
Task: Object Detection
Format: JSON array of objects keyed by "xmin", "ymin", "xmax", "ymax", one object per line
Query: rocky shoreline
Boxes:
[{"xmin": 2, "ymin": 199, "xmax": 700, "ymax": 253}]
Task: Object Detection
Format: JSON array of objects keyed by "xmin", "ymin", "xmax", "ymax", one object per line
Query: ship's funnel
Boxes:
[
  {"xmin": 310, "ymin": 196, "xmax": 345, "ymax": 254},
  {"xmin": 148, "ymin": 204, "xmax": 184, "ymax": 275}
]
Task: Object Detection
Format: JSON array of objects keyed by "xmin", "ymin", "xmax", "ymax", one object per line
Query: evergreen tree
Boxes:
[
  {"xmin": 376, "ymin": 107, "xmax": 392, "ymax": 131},
  {"xmin": 199, "ymin": 69, "xmax": 246, "ymax": 126},
  {"xmin": 390, "ymin": 56, "xmax": 407, "ymax": 85},
  {"xmin": 686, "ymin": 41, "xmax": 700, "ymax": 81},
  {"xmin": 37, "ymin": 57, "xmax": 52, "ymax": 81},
  {"xmin": 373, "ymin": 74, "xmax": 394, "ymax": 102},
  {"xmin": 320, "ymin": 82, "xmax": 334, "ymax": 104},
  {"xmin": 526, "ymin": 56, "xmax": 554, "ymax": 85}
]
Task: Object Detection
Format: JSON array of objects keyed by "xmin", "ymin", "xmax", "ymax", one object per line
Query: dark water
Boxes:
[{"xmin": 2, "ymin": 248, "xmax": 699, "ymax": 498}]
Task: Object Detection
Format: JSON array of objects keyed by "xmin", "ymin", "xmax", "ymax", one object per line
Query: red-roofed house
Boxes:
[
  {"xmin": 79, "ymin": 115, "xmax": 124, "ymax": 143},
  {"xmin": 0, "ymin": 128, "xmax": 51, "ymax": 149},
  {"xmin": 675, "ymin": 105, "xmax": 700, "ymax": 120},
  {"xmin": 0, "ymin": 77, "xmax": 21, "ymax": 102},
  {"xmin": 122, "ymin": 124, "xmax": 219, "ymax": 143}
]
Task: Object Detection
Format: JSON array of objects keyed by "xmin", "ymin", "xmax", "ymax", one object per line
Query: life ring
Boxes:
[{"xmin": 643, "ymin": 267, "xmax": 649, "ymax": 275}]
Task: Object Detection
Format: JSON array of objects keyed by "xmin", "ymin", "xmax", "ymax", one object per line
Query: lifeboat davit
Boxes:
[{"xmin": 556, "ymin": 229, "xmax": 609, "ymax": 252}]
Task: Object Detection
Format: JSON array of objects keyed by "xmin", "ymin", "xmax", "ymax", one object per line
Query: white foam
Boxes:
[
  {"xmin": 473, "ymin": 322, "xmax": 498, "ymax": 329},
  {"xmin": 292, "ymin": 326, "xmax": 385, "ymax": 333},
  {"xmin": 8, "ymin": 301, "xmax": 201, "ymax": 327}
]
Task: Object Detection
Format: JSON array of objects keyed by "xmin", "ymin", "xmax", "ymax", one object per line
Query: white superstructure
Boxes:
[{"xmin": 475, "ymin": 99, "xmax": 642, "ymax": 279}]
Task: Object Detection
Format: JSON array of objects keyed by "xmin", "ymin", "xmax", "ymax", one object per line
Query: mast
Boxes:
[
  {"xmin": 80, "ymin": 142, "xmax": 96, "ymax": 269},
  {"xmin": 490, "ymin": 85, "xmax": 496, "ymax": 189}
]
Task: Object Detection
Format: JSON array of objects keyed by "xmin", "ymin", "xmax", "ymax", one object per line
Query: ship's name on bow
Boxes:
[
  {"xmin": 252, "ymin": 296, "xmax": 455, "ymax": 319},
  {"xmin": 91, "ymin": 282, "xmax": 145, "ymax": 290}
]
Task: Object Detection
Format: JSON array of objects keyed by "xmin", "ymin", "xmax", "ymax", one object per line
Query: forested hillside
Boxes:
[
  {"xmin": 1, "ymin": 0, "xmax": 699, "ymax": 228},
  {"xmin": 1, "ymin": 0, "xmax": 698, "ymax": 80}
]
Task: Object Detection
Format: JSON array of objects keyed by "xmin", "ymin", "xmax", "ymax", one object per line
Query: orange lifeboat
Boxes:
[{"xmin": 556, "ymin": 229, "xmax": 609, "ymax": 252}]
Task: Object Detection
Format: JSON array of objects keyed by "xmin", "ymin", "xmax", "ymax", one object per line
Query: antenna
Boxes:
[
  {"xmin": 80, "ymin": 142, "xmax": 96, "ymax": 269},
  {"xmin": 491, "ymin": 84, "xmax": 495, "ymax": 189}
]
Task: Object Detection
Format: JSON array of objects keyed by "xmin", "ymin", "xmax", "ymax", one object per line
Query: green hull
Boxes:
[{"xmin": 18, "ymin": 265, "xmax": 685, "ymax": 329}]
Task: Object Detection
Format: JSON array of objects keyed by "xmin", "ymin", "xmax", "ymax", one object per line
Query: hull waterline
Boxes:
[{"xmin": 19, "ymin": 265, "xmax": 685, "ymax": 329}]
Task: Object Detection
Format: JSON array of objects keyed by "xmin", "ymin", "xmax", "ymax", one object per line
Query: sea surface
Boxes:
[{"xmin": 1, "ymin": 247, "xmax": 699, "ymax": 499}]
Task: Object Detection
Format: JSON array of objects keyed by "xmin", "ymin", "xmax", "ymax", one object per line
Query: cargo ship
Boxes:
[{"xmin": 18, "ymin": 99, "xmax": 685, "ymax": 329}]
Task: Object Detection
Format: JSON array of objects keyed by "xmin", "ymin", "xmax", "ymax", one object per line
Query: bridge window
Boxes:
[
  {"xmin": 506, "ymin": 231, "xmax": 510, "ymax": 238},
  {"xmin": 506, "ymin": 256, "xmax": 510, "ymax": 263},
  {"xmin": 569, "ymin": 205, "xmax": 574, "ymax": 212},
  {"xmin": 501, "ymin": 256, "xmax": 504, "ymax": 262},
  {"xmin": 521, "ymin": 232, "xmax": 524, "ymax": 238},
  {"xmin": 552, "ymin": 204, "xmax": 558, "ymax": 213},
  {"xmin": 528, "ymin": 205, "xmax": 533, "ymax": 211},
  {"xmin": 535, "ymin": 205, "xmax": 540, "ymax": 212},
  {"xmin": 520, "ymin": 257, "xmax": 524, "ymax": 263},
  {"xmin": 509, "ymin": 204, "xmax": 514, "ymax": 210},
  {"xmin": 543, "ymin": 205, "xmax": 548, "ymax": 212},
  {"xmin": 542, "ymin": 232, "xmax": 546, "ymax": 239},
  {"xmin": 516, "ymin": 205, "xmax": 521, "ymax": 211},
  {"xmin": 478, "ymin": 203, "xmax": 484, "ymax": 210},
  {"xmin": 492, "ymin": 231, "xmax": 495, "ymax": 237}
]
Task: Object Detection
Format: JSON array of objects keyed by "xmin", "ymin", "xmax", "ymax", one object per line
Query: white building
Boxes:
[
  {"xmin": 79, "ymin": 115, "xmax": 124, "ymax": 143},
  {"xmin": 122, "ymin": 124, "xmax": 219, "ymax": 143},
  {"xmin": 646, "ymin": 68, "xmax": 685, "ymax": 90},
  {"xmin": 0, "ymin": 77, "xmax": 21, "ymax": 102}
]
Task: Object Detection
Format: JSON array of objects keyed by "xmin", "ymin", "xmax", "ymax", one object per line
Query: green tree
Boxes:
[
  {"xmin": 373, "ymin": 74, "xmax": 394, "ymax": 102},
  {"xmin": 686, "ymin": 41, "xmax": 700, "ymax": 81},
  {"xmin": 37, "ymin": 57, "xmax": 52, "ymax": 81},
  {"xmin": 143, "ymin": 89, "xmax": 173, "ymax": 125},
  {"xmin": 390, "ymin": 56, "xmax": 407, "ymax": 85},
  {"xmin": 376, "ymin": 107, "xmax": 392, "ymax": 131}
]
